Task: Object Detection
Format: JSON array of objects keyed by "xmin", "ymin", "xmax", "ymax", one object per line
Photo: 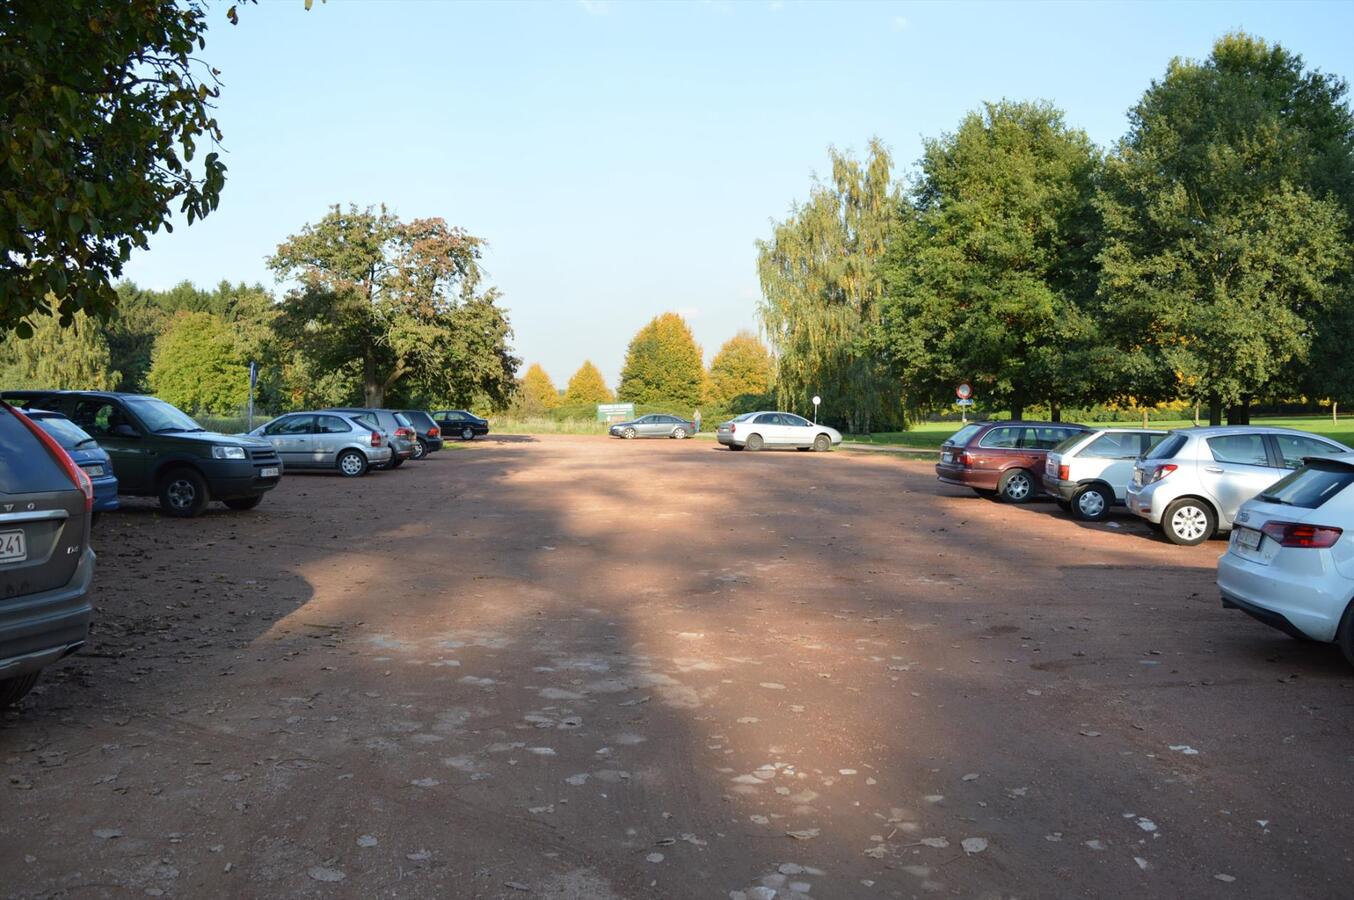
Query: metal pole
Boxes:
[{"xmin": 247, "ymin": 361, "xmax": 256, "ymax": 432}]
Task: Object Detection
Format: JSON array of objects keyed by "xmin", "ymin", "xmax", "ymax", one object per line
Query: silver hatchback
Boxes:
[
  {"xmin": 1125, "ymin": 426, "xmax": 1351, "ymax": 545},
  {"xmin": 250, "ymin": 411, "xmax": 393, "ymax": 477}
]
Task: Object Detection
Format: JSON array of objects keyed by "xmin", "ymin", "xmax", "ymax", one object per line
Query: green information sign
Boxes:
[{"xmin": 596, "ymin": 403, "xmax": 635, "ymax": 423}]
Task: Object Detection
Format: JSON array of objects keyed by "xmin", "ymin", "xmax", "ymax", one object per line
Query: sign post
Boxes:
[
  {"xmin": 247, "ymin": 360, "xmax": 258, "ymax": 432},
  {"xmin": 955, "ymin": 382, "xmax": 973, "ymax": 423},
  {"xmin": 812, "ymin": 395, "xmax": 821, "ymax": 425}
]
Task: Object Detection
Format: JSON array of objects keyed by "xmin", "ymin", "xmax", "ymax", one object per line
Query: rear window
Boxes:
[
  {"xmin": 1257, "ymin": 461, "xmax": 1354, "ymax": 509},
  {"xmin": 0, "ymin": 407, "xmax": 72, "ymax": 494},
  {"xmin": 1144, "ymin": 434, "xmax": 1187, "ymax": 461},
  {"xmin": 945, "ymin": 424, "xmax": 982, "ymax": 446},
  {"xmin": 34, "ymin": 416, "xmax": 96, "ymax": 449},
  {"xmin": 394, "ymin": 412, "xmax": 413, "ymax": 428}
]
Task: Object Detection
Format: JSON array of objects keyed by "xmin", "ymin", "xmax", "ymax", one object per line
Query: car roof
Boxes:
[
  {"xmin": 3, "ymin": 389, "xmax": 144, "ymax": 400},
  {"xmin": 1171, "ymin": 425, "xmax": 1349, "ymax": 439},
  {"xmin": 1084, "ymin": 426, "xmax": 1168, "ymax": 434}
]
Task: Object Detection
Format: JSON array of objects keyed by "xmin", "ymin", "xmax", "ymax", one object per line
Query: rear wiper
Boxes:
[
  {"xmin": 74, "ymin": 437, "xmax": 99, "ymax": 448},
  {"xmin": 1257, "ymin": 493, "xmax": 1289, "ymax": 505}
]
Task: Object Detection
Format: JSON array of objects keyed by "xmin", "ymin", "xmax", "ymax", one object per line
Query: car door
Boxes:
[
  {"xmin": 749, "ymin": 413, "xmax": 780, "ymax": 444},
  {"xmin": 72, "ymin": 399, "xmax": 153, "ymax": 493},
  {"xmin": 314, "ymin": 415, "xmax": 351, "ymax": 466},
  {"xmin": 781, "ymin": 413, "xmax": 812, "ymax": 446},
  {"xmin": 264, "ymin": 415, "xmax": 314, "ymax": 467},
  {"xmin": 1197, "ymin": 432, "xmax": 1282, "ymax": 526}
]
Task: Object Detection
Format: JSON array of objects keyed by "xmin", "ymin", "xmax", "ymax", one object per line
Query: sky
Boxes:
[{"xmin": 122, "ymin": 0, "xmax": 1354, "ymax": 389}]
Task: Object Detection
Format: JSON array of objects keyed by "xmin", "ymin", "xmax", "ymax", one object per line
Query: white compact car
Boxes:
[
  {"xmin": 1041, "ymin": 428, "xmax": 1168, "ymax": 521},
  {"xmin": 716, "ymin": 411, "xmax": 842, "ymax": 452},
  {"xmin": 1218, "ymin": 453, "xmax": 1354, "ymax": 666}
]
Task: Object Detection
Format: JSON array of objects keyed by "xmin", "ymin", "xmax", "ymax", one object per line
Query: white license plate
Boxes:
[
  {"xmin": 83, "ymin": 465, "xmax": 104, "ymax": 477},
  {"xmin": 0, "ymin": 529, "xmax": 27, "ymax": 564},
  {"xmin": 942, "ymin": 452, "xmax": 953, "ymax": 463},
  {"xmin": 1132, "ymin": 470, "xmax": 1143, "ymax": 486},
  {"xmin": 1234, "ymin": 527, "xmax": 1263, "ymax": 551},
  {"xmin": 261, "ymin": 467, "xmax": 280, "ymax": 478}
]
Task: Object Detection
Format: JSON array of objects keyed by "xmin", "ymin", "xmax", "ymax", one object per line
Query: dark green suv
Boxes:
[{"xmin": 2, "ymin": 391, "xmax": 283, "ymax": 518}]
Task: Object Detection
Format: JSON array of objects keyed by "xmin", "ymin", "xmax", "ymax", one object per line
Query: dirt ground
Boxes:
[{"xmin": 3, "ymin": 434, "xmax": 1353, "ymax": 899}]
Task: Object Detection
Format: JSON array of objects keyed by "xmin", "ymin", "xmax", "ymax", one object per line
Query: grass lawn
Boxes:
[{"xmin": 845, "ymin": 416, "xmax": 1354, "ymax": 451}]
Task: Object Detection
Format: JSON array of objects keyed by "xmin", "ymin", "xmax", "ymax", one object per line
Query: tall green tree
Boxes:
[
  {"xmin": 1097, "ymin": 32, "xmax": 1354, "ymax": 424},
  {"xmin": 617, "ymin": 313, "xmax": 704, "ymax": 408},
  {"xmin": 147, "ymin": 310, "xmax": 248, "ymax": 415},
  {"xmin": 706, "ymin": 331, "xmax": 772, "ymax": 411},
  {"xmin": 517, "ymin": 363, "xmax": 561, "ymax": 414},
  {"xmin": 564, "ymin": 360, "xmax": 614, "ymax": 405},
  {"xmin": 758, "ymin": 140, "xmax": 901, "ymax": 432},
  {"xmin": 0, "ymin": 310, "xmax": 119, "ymax": 390},
  {"xmin": 879, "ymin": 101, "xmax": 1104, "ymax": 420},
  {"xmin": 269, "ymin": 204, "xmax": 517, "ymax": 407},
  {"xmin": 0, "ymin": 0, "xmax": 230, "ymax": 334}
]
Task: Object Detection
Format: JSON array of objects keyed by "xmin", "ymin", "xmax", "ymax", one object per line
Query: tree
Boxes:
[
  {"xmin": 269, "ymin": 204, "xmax": 517, "ymax": 407},
  {"xmin": 518, "ymin": 363, "xmax": 561, "ymax": 414},
  {"xmin": 0, "ymin": 310, "xmax": 119, "ymax": 390},
  {"xmin": 1097, "ymin": 33, "xmax": 1354, "ymax": 424},
  {"xmin": 0, "ymin": 0, "xmax": 229, "ymax": 335},
  {"xmin": 565, "ymin": 361, "xmax": 614, "ymax": 405},
  {"xmin": 706, "ymin": 331, "xmax": 772, "ymax": 411},
  {"xmin": 617, "ymin": 313, "xmax": 704, "ymax": 408},
  {"xmin": 757, "ymin": 140, "xmax": 902, "ymax": 432},
  {"xmin": 879, "ymin": 101, "xmax": 1105, "ymax": 421},
  {"xmin": 147, "ymin": 311, "xmax": 248, "ymax": 415}
]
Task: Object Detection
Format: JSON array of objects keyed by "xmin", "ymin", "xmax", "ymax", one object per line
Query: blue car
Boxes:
[{"xmin": 25, "ymin": 410, "xmax": 119, "ymax": 515}]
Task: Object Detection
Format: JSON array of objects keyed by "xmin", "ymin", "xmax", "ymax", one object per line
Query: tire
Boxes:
[
  {"xmin": 1337, "ymin": 601, "xmax": 1354, "ymax": 668},
  {"xmin": 812, "ymin": 434, "xmax": 831, "ymax": 452},
  {"xmin": 461, "ymin": 426, "xmax": 474, "ymax": 441},
  {"xmin": 338, "ymin": 450, "xmax": 369, "ymax": 478},
  {"xmin": 158, "ymin": 467, "xmax": 209, "ymax": 518},
  {"xmin": 623, "ymin": 427, "xmax": 637, "ymax": 440},
  {"xmin": 411, "ymin": 439, "xmax": 428, "ymax": 460},
  {"xmin": 998, "ymin": 468, "xmax": 1036, "ymax": 504},
  {"xmin": 0, "ymin": 671, "xmax": 40, "ymax": 708},
  {"xmin": 224, "ymin": 495, "xmax": 264, "ymax": 512},
  {"xmin": 729, "ymin": 444, "xmax": 744, "ymax": 451},
  {"xmin": 745, "ymin": 434, "xmax": 765, "ymax": 452},
  {"xmin": 1071, "ymin": 484, "xmax": 1113, "ymax": 522},
  {"xmin": 672, "ymin": 428, "xmax": 688, "ymax": 440},
  {"xmin": 390, "ymin": 456, "xmax": 405, "ymax": 469},
  {"xmin": 1162, "ymin": 497, "xmax": 1216, "ymax": 546}
]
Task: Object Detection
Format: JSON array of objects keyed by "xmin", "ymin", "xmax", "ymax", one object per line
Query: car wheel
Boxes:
[
  {"xmin": 1337, "ymin": 601, "xmax": 1354, "ymax": 668},
  {"xmin": 672, "ymin": 428, "xmax": 688, "ymax": 439},
  {"xmin": 412, "ymin": 440, "xmax": 428, "ymax": 460},
  {"xmin": 224, "ymin": 495, "xmax": 264, "ymax": 511},
  {"xmin": 461, "ymin": 426, "xmax": 475, "ymax": 441},
  {"xmin": 1162, "ymin": 498, "xmax": 1215, "ymax": 546},
  {"xmin": 158, "ymin": 467, "xmax": 209, "ymax": 518},
  {"xmin": 1071, "ymin": 484, "xmax": 1113, "ymax": 522},
  {"xmin": 338, "ymin": 450, "xmax": 368, "ymax": 477},
  {"xmin": 623, "ymin": 427, "xmax": 637, "ymax": 440},
  {"xmin": 745, "ymin": 434, "xmax": 765, "ymax": 451},
  {"xmin": 812, "ymin": 434, "xmax": 831, "ymax": 452},
  {"xmin": 998, "ymin": 468, "xmax": 1035, "ymax": 503},
  {"xmin": 0, "ymin": 671, "xmax": 40, "ymax": 708}
]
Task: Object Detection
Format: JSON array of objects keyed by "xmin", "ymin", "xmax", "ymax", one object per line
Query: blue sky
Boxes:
[{"xmin": 123, "ymin": 0, "xmax": 1354, "ymax": 388}]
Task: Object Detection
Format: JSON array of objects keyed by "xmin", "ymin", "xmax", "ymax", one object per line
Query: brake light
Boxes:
[
  {"xmin": 1261, "ymin": 521, "xmax": 1343, "ymax": 549},
  {"xmin": 395, "ymin": 427, "xmax": 414, "ymax": 439},
  {"xmin": 1147, "ymin": 464, "xmax": 1177, "ymax": 484},
  {"xmin": 1058, "ymin": 464, "xmax": 1070, "ymax": 481},
  {"xmin": 6, "ymin": 403, "xmax": 94, "ymax": 512},
  {"xmin": 958, "ymin": 451, "xmax": 973, "ymax": 467},
  {"xmin": 370, "ymin": 430, "xmax": 383, "ymax": 447},
  {"xmin": 730, "ymin": 424, "xmax": 736, "ymax": 434},
  {"xmin": 428, "ymin": 427, "xmax": 440, "ymax": 439}
]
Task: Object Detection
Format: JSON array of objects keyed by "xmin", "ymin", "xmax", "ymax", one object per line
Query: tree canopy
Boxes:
[
  {"xmin": 617, "ymin": 313, "xmax": 704, "ymax": 408},
  {"xmin": 518, "ymin": 363, "xmax": 561, "ymax": 414},
  {"xmin": 564, "ymin": 360, "xmax": 614, "ymax": 405},
  {"xmin": 147, "ymin": 310, "xmax": 247, "ymax": 415},
  {"xmin": 705, "ymin": 331, "xmax": 772, "ymax": 411},
  {"xmin": 0, "ymin": 310, "xmax": 119, "ymax": 391}
]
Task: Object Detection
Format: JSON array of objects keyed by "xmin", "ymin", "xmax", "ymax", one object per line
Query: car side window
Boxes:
[
  {"xmin": 74, "ymin": 401, "xmax": 118, "ymax": 437},
  {"xmin": 1208, "ymin": 433, "xmax": 1269, "ymax": 466},
  {"xmin": 278, "ymin": 415, "xmax": 315, "ymax": 435},
  {"xmin": 262, "ymin": 416, "xmax": 294, "ymax": 436},
  {"xmin": 443, "ymin": 411, "xmax": 465, "ymax": 422},
  {"xmin": 1273, "ymin": 434, "xmax": 1342, "ymax": 470},
  {"xmin": 1084, "ymin": 433, "xmax": 1139, "ymax": 459},
  {"xmin": 784, "ymin": 414, "xmax": 810, "ymax": 427},
  {"xmin": 755, "ymin": 414, "xmax": 777, "ymax": 425},
  {"xmin": 318, "ymin": 416, "xmax": 350, "ymax": 434},
  {"xmin": 354, "ymin": 414, "xmax": 377, "ymax": 430},
  {"xmin": 978, "ymin": 426, "xmax": 1021, "ymax": 449}
]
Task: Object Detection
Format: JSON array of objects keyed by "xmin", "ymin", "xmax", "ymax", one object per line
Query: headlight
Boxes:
[{"xmin": 211, "ymin": 445, "xmax": 247, "ymax": 460}]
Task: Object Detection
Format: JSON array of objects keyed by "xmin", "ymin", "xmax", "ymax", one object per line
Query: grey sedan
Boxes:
[
  {"xmin": 609, "ymin": 414, "xmax": 696, "ymax": 440},
  {"xmin": 251, "ymin": 411, "xmax": 393, "ymax": 477}
]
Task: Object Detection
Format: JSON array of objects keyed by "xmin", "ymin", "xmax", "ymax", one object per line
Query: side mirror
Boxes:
[{"xmin": 111, "ymin": 423, "xmax": 139, "ymax": 438}]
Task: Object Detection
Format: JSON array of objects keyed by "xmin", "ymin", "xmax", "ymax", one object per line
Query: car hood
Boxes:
[{"xmin": 169, "ymin": 431, "xmax": 273, "ymax": 449}]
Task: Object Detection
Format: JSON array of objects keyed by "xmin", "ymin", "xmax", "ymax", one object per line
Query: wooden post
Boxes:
[
  {"xmin": 1335, "ymin": 401, "xmax": 1339, "ymax": 425},
  {"xmin": 1193, "ymin": 402, "xmax": 1200, "ymax": 426},
  {"xmin": 1142, "ymin": 409, "xmax": 1148, "ymax": 429}
]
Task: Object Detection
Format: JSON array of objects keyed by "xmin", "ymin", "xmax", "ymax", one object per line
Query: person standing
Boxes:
[{"xmin": 693, "ymin": 409, "xmax": 702, "ymax": 433}]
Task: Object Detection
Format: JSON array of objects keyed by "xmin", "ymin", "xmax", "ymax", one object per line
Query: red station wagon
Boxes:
[{"xmin": 936, "ymin": 421, "xmax": 1090, "ymax": 502}]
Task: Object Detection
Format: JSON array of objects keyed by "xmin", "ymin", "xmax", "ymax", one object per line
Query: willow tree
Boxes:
[
  {"xmin": 757, "ymin": 139, "xmax": 902, "ymax": 432},
  {"xmin": 0, "ymin": 309, "xmax": 119, "ymax": 389}
]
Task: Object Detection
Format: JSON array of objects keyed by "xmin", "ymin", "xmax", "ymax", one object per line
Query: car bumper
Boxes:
[
  {"xmin": 206, "ymin": 458, "xmax": 283, "ymax": 500},
  {"xmin": 1125, "ymin": 481, "xmax": 1167, "ymax": 524},
  {"xmin": 92, "ymin": 476, "xmax": 120, "ymax": 512},
  {"xmin": 717, "ymin": 432, "xmax": 741, "ymax": 446},
  {"xmin": 1040, "ymin": 475, "xmax": 1079, "ymax": 502},
  {"xmin": 936, "ymin": 463, "xmax": 997, "ymax": 491},
  {"xmin": 0, "ymin": 546, "xmax": 95, "ymax": 680},
  {"xmin": 1218, "ymin": 544, "xmax": 1350, "ymax": 642},
  {"xmin": 423, "ymin": 437, "xmax": 445, "ymax": 452},
  {"xmin": 368, "ymin": 446, "xmax": 394, "ymax": 464}
]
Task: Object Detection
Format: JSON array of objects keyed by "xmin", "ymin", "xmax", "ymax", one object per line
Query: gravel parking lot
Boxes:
[{"xmin": 3, "ymin": 435, "xmax": 1352, "ymax": 898}]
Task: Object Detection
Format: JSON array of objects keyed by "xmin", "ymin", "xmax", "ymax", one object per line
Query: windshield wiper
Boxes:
[{"xmin": 1257, "ymin": 492, "xmax": 1289, "ymax": 505}]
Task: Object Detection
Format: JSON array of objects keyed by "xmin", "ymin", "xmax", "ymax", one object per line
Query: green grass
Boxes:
[{"xmin": 845, "ymin": 415, "xmax": 1354, "ymax": 451}]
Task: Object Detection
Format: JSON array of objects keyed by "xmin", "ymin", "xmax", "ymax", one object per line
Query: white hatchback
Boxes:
[
  {"xmin": 1041, "ymin": 428, "xmax": 1168, "ymax": 521},
  {"xmin": 1218, "ymin": 453, "xmax": 1354, "ymax": 666},
  {"xmin": 716, "ymin": 411, "xmax": 842, "ymax": 452}
]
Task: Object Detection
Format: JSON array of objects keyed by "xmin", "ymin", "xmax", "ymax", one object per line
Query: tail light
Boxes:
[
  {"xmin": 370, "ymin": 430, "xmax": 383, "ymax": 447},
  {"xmin": 958, "ymin": 451, "xmax": 973, "ymax": 467},
  {"xmin": 1145, "ymin": 464, "xmax": 1177, "ymax": 484},
  {"xmin": 7, "ymin": 404, "xmax": 94, "ymax": 512},
  {"xmin": 396, "ymin": 427, "xmax": 414, "ymax": 439},
  {"xmin": 1058, "ymin": 464, "xmax": 1070, "ymax": 481},
  {"xmin": 1261, "ymin": 521, "xmax": 1343, "ymax": 549},
  {"xmin": 730, "ymin": 424, "xmax": 736, "ymax": 434},
  {"xmin": 428, "ymin": 427, "xmax": 440, "ymax": 439}
]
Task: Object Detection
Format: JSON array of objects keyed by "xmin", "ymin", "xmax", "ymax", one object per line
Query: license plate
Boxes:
[
  {"xmin": 1234, "ymin": 527, "xmax": 1263, "ymax": 551},
  {"xmin": 261, "ymin": 467, "xmax": 280, "ymax": 478},
  {"xmin": 83, "ymin": 465, "xmax": 104, "ymax": 477},
  {"xmin": 1132, "ymin": 470, "xmax": 1143, "ymax": 486},
  {"xmin": 0, "ymin": 529, "xmax": 27, "ymax": 564},
  {"xmin": 942, "ymin": 452, "xmax": 953, "ymax": 463}
]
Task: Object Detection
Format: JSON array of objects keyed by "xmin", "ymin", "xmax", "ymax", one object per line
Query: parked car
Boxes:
[
  {"xmin": 936, "ymin": 421, "xmax": 1090, "ymax": 502},
  {"xmin": 249, "ymin": 411, "xmax": 392, "ymax": 477},
  {"xmin": 715, "ymin": 411, "xmax": 842, "ymax": 452},
  {"xmin": 325, "ymin": 408, "xmax": 416, "ymax": 467},
  {"xmin": 23, "ymin": 410, "xmax": 120, "ymax": 518},
  {"xmin": 609, "ymin": 413, "xmax": 696, "ymax": 440},
  {"xmin": 1126, "ymin": 426, "xmax": 1351, "ymax": 545},
  {"xmin": 434, "ymin": 409, "xmax": 490, "ymax": 441},
  {"xmin": 399, "ymin": 410, "xmax": 444, "ymax": 459},
  {"xmin": 1218, "ymin": 453, "xmax": 1354, "ymax": 666},
  {"xmin": 0, "ymin": 402, "xmax": 96, "ymax": 707},
  {"xmin": 1042, "ymin": 428, "xmax": 1168, "ymax": 521},
  {"xmin": 2, "ymin": 390, "xmax": 282, "ymax": 517}
]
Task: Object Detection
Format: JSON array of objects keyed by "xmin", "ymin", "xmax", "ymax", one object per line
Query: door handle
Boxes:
[{"xmin": 1204, "ymin": 466, "xmax": 1224, "ymax": 473}]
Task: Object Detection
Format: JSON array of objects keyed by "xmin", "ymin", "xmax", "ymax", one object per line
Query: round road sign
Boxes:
[
  {"xmin": 956, "ymin": 383, "xmax": 973, "ymax": 400},
  {"xmin": 812, "ymin": 395, "xmax": 821, "ymax": 406}
]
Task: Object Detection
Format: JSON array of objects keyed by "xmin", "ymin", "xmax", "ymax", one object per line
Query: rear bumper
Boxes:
[
  {"xmin": 0, "ymin": 547, "xmax": 95, "ymax": 679},
  {"xmin": 1041, "ymin": 475, "xmax": 1078, "ymax": 502},
  {"xmin": 936, "ymin": 463, "xmax": 997, "ymax": 490},
  {"xmin": 92, "ymin": 477, "xmax": 120, "ymax": 512},
  {"xmin": 1218, "ymin": 547, "xmax": 1349, "ymax": 642},
  {"xmin": 717, "ymin": 432, "xmax": 741, "ymax": 446},
  {"xmin": 422, "ymin": 437, "xmax": 445, "ymax": 452}
]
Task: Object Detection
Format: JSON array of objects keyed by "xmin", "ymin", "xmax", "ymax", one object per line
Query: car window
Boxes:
[
  {"xmin": 1144, "ymin": 433, "xmax": 1187, "ymax": 460},
  {"xmin": 394, "ymin": 412, "xmax": 413, "ymax": 428},
  {"xmin": 1083, "ymin": 432, "xmax": 1142, "ymax": 459},
  {"xmin": 124, "ymin": 396, "xmax": 202, "ymax": 433},
  {"xmin": 755, "ymin": 413, "xmax": 779, "ymax": 425},
  {"xmin": 280, "ymin": 415, "xmax": 315, "ymax": 435},
  {"xmin": 978, "ymin": 426, "xmax": 1021, "ymax": 449},
  {"xmin": 353, "ymin": 414, "xmax": 377, "ymax": 430},
  {"xmin": 946, "ymin": 423, "xmax": 983, "ymax": 447},
  {"xmin": 1258, "ymin": 460, "xmax": 1354, "ymax": 509},
  {"xmin": 1052, "ymin": 432, "xmax": 1087, "ymax": 454},
  {"xmin": 73, "ymin": 401, "xmax": 120, "ymax": 438},
  {"xmin": 1208, "ymin": 433, "xmax": 1269, "ymax": 467},
  {"xmin": 317, "ymin": 415, "xmax": 350, "ymax": 434},
  {"xmin": 34, "ymin": 416, "xmax": 96, "ymax": 449},
  {"xmin": 1019, "ymin": 427, "xmax": 1071, "ymax": 450},
  {"xmin": 1141, "ymin": 433, "xmax": 1167, "ymax": 455},
  {"xmin": 784, "ymin": 414, "xmax": 810, "ymax": 427},
  {"xmin": 263, "ymin": 416, "xmax": 296, "ymax": 436},
  {"xmin": 1272, "ymin": 434, "xmax": 1343, "ymax": 470},
  {"xmin": 443, "ymin": 411, "xmax": 465, "ymax": 422}
]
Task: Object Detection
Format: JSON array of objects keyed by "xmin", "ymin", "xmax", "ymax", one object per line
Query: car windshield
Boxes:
[
  {"xmin": 35, "ymin": 416, "xmax": 98, "ymax": 449},
  {"xmin": 945, "ymin": 423, "xmax": 982, "ymax": 446},
  {"xmin": 124, "ymin": 396, "xmax": 204, "ymax": 433},
  {"xmin": 1143, "ymin": 433, "xmax": 1186, "ymax": 460}
]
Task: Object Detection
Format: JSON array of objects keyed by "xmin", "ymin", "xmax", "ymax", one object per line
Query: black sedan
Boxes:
[{"xmin": 434, "ymin": 409, "xmax": 490, "ymax": 441}]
